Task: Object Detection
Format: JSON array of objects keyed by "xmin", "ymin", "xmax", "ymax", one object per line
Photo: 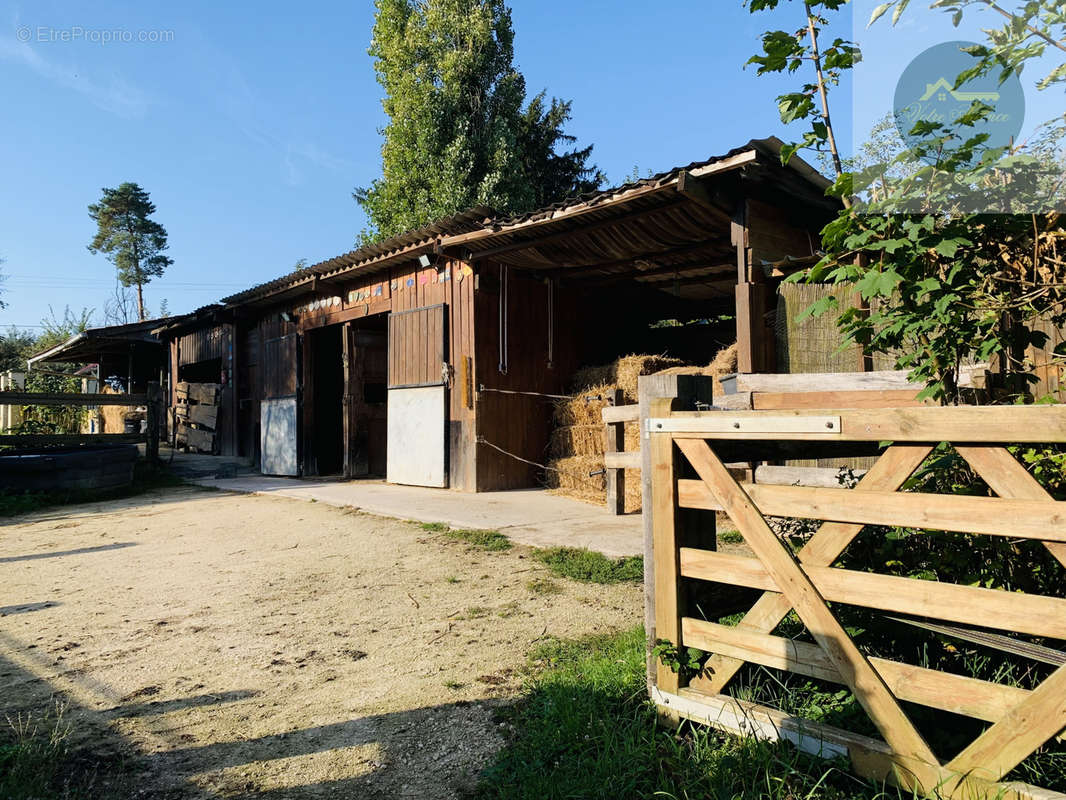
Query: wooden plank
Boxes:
[
  {"xmin": 752, "ymin": 389, "xmax": 928, "ymax": 410},
  {"xmin": 604, "ymin": 451, "xmax": 641, "ymax": 470},
  {"xmin": 188, "ymin": 404, "xmax": 218, "ymax": 430},
  {"xmin": 601, "ymin": 404, "xmax": 640, "ymax": 424},
  {"xmin": 691, "ymin": 445, "xmax": 931, "ymax": 696},
  {"xmin": 188, "ymin": 383, "xmax": 221, "ymax": 405},
  {"xmin": 650, "ymin": 413, "xmax": 680, "ymax": 694},
  {"xmin": 658, "ymin": 688, "xmax": 1064, "ymax": 800},
  {"xmin": 677, "ymin": 480, "xmax": 1066, "ymax": 543},
  {"xmin": 605, "ymin": 388, "xmax": 625, "ymax": 515},
  {"xmin": 177, "ymin": 424, "xmax": 215, "ymax": 453},
  {"xmin": 680, "ymin": 549, "xmax": 1066, "ymax": 639},
  {"xmin": 682, "ymin": 617, "xmax": 1038, "ymax": 725},
  {"xmin": 655, "ymin": 406, "xmax": 1066, "ymax": 442},
  {"xmin": 719, "ymin": 365, "xmax": 986, "ymax": 394},
  {"xmin": 0, "ymin": 433, "xmax": 145, "ymax": 446},
  {"xmin": 674, "ymin": 438, "xmax": 942, "ymax": 790},
  {"xmin": 958, "ymin": 444, "xmax": 1066, "ymax": 568},
  {"xmin": 650, "ymin": 414, "xmax": 841, "ymax": 435},
  {"xmin": 946, "ymin": 662, "xmax": 1066, "ymax": 783},
  {"xmin": 0, "ymin": 392, "xmax": 146, "ymax": 407},
  {"xmin": 753, "ymin": 464, "xmax": 866, "ymax": 488}
]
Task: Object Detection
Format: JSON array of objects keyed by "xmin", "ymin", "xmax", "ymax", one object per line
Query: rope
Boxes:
[
  {"xmin": 478, "ymin": 387, "xmax": 573, "ymax": 400},
  {"xmin": 475, "ymin": 436, "xmax": 605, "ymax": 481}
]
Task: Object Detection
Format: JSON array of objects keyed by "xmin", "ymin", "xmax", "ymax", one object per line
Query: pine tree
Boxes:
[
  {"xmin": 355, "ymin": 0, "xmax": 603, "ymax": 241},
  {"xmin": 88, "ymin": 183, "xmax": 173, "ymax": 322}
]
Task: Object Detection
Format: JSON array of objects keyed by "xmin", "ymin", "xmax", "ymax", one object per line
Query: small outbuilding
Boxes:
[{"xmin": 156, "ymin": 138, "xmax": 839, "ymax": 491}]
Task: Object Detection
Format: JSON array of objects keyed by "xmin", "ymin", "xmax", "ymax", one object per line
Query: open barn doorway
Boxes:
[{"xmin": 306, "ymin": 325, "xmax": 345, "ymax": 476}]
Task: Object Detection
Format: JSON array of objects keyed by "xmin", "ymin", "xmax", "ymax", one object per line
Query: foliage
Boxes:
[
  {"xmin": 87, "ymin": 182, "xmax": 173, "ymax": 322},
  {"xmin": 0, "ymin": 328, "xmax": 37, "ymax": 373},
  {"xmin": 475, "ymin": 626, "xmax": 918, "ymax": 799},
  {"xmin": 752, "ymin": 0, "xmax": 1066, "ymax": 402},
  {"xmin": 0, "ymin": 701, "xmax": 72, "ymax": 799},
  {"xmin": 531, "ymin": 546, "xmax": 643, "ymax": 584},
  {"xmin": 441, "ymin": 526, "xmax": 512, "ymax": 551},
  {"xmin": 355, "ymin": 0, "xmax": 603, "ymax": 242},
  {"xmin": 745, "ymin": 0, "xmax": 858, "ymax": 177},
  {"xmin": 652, "ymin": 638, "xmax": 709, "ymax": 681}
]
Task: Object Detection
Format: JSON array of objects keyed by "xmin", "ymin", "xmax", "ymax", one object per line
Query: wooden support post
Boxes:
[
  {"xmin": 145, "ymin": 381, "xmax": 160, "ymax": 468},
  {"xmin": 605, "ymin": 388, "xmax": 625, "ymax": 515},
  {"xmin": 638, "ymin": 373, "xmax": 716, "ymax": 693}
]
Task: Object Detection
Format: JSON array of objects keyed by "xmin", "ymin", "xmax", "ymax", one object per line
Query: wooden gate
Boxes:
[
  {"xmin": 260, "ymin": 331, "xmax": 300, "ymax": 476},
  {"xmin": 647, "ymin": 403, "xmax": 1066, "ymax": 799}
]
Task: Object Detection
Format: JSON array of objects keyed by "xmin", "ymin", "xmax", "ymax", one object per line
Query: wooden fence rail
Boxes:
[
  {"xmin": 0, "ymin": 384, "xmax": 161, "ymax": 463},
  {"xmin": 645, "ymin": 401, "xmax": 1066, "ymax": 800}
]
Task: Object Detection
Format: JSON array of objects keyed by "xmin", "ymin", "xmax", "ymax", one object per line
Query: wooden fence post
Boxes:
[
  {"xmin": 638, "ymin": 373, "xmax": 716, "ymax": 694},
  {"xmin": 146, "ymin": 381, "xmax": 161, "ymax": 468},
  {"xmin": 605, "ymin": 388, "xmax": 625, "ymax": 515}
]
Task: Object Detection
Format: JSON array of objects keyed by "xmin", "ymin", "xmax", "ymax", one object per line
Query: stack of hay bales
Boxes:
[
  {"xmin": 546, "ymin": 354, "xmax": 684, "ymax": 512},
  {"xmin": 545, "ymin": 347, "xmax": 738, "ymax": 512}
]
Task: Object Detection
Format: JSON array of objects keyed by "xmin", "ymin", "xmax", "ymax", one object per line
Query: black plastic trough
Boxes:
[{"xmin": 0, "ymin": 445, "xmax": 138, "ymax": 492}]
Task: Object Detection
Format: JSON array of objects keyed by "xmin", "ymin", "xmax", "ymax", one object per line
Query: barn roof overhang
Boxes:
[
  {"xmin": 202, "ymin": 137, "xmax": 835, "ymax": 312},
  {"xmin": 433, "ymin": 138, "xmax": 836, "ymax": 303},
  {"xmin": 27, "ymin": 319, "xmax": 164, "ymax": 367}
]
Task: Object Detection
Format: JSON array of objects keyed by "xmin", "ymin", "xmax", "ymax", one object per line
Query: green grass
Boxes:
[
  {"xmin": 526, "ymin": 577, "xmax": 562, "ymax": 595},
  {"xmin": 419, "ymin": 521, "xmax": 450, "ymax": 532},
  {"xmin": 0, "ymin": 701, "xmax": 119, "ymax": 800},
  {"xmin": 718, "ymin": 528, "xmax": 745, "ymax": 545},
  {"xmin": 443, "ymin": 528, "xmax": 512, "ymax": 552},
  {"xmin": 473, "ymin": 627, "xmax": 916, "ymax": 800},
  {"xmin": 0, "ymin": 461, "xmax": 187, "ymax": 518},
  {"xmin": 531, "ymin": 547, "xmax": 643, "ymax": 584}
]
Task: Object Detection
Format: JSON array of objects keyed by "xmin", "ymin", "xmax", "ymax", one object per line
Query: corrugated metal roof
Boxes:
[
  {"xmin": 213, "ymin": 137, "xmax": 830, "ymax": 308},
  {"xmin": 220, "ymin": 206, "xmax": 495, "ymax": 305}
]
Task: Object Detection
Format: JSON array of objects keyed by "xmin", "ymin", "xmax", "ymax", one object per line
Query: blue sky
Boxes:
[{"xmin": 7, "ymin": 1, "xmax": 1047, "ymax": 330}]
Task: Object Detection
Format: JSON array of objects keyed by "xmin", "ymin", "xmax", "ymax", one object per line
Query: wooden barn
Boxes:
[{"xmin": 155, "ymin": 137, "xmax": 838, "ymax": 491}]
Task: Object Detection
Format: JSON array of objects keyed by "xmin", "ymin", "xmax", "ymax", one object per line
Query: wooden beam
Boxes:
[
  {"xmin": 680, "ymin": 549, "xmax": 1066, "ymax": 639},
  {"xmin": 677, "ymin": 480, "xmax": 1066, "ymax": 543},
  {"xmin": 604, "ymin": 451, "xmax": 641, "ymax": 470},
  {"xmin": 752, "ymin": 389, "xmax": 929, "ymax": 410},
  {"xmin": 676, "ymin": 170, "xmax": 734, "ymax": 216},
  {"xmin": 605, "ymin": 388, "xmax": 626, "ymax": 515},
  {"xmin": 653, "ymin": 405, "xmax": 1066, "ymax": 442},
  {"xmin": 673, "ymin": 438, "xmax": 942, "ymax": 790},
  {"xmin": 544, "ymin": 239, "xmax": 727, "ymax": 278},
  {"xmin": 650, "ymin": 400, "xmax": 681, "ymax": 694},
  {"xmin": 682, "ymin": 618, "xmax": 1039, "ymax": 725},
  {"xmin": 0, "ymin": 392, "xmax": 146, "ymax": 407},
  {"xmin": 467, "ymin": 196, "xmax": 690, "ymax": 261},
  {"xmin": 0, "ymin": 433, "xmax": 145, "ymax": 446},
  {"xmin": 601, "ymin": 404, "xmax": 640, "ymax": 424}
]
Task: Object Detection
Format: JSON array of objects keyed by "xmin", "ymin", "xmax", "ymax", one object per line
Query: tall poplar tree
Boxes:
[
  {"xmin": 355, "ymin": 0, "xmax": 604, "ymax": 241},
  {"xmin": 88, "ymin": 183, "xmax": 173, "ymax": 322}
]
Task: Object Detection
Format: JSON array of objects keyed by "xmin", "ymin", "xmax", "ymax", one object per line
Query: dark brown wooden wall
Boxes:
[
  {"xmin": 474, "ymin": 266, "xmax": 578, "ymax": 492},
  {"xmin": 178, "ymin": 325, "xmax": 231, "ymax": 366}
]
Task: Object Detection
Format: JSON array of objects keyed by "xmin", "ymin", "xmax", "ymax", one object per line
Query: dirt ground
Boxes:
[{"xmin": 0, "ymin": 487, "xmax": 643, "ymax": 798}]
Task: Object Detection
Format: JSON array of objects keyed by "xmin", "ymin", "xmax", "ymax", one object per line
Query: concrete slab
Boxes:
[{"xmin": 189, "ymin": 475, "xmax": 643, "ymax": 558}]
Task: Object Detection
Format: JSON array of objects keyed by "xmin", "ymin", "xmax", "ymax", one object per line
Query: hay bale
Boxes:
[
  {"xmin": 553, "ymin": 382, "xmax": 617, "ymax": 427},
  {"xmin": 545, "ymin": 454, "xmax": 642, "ymax": 513},
  {"xmin": 569, "ymin": 354, "xmax": 687, "ymax": 402},
  {"xmin": 548, "ymin": 425, "xmax": 603, "ymax": 458},
  {"xmin": 652, "ymin": 342, "xmax": 738, "ymax": 396}
]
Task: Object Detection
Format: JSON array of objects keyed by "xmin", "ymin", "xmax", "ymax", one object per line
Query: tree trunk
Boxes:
[{"xmin": 136, "ymin": 282, "xmax": 146, "ymax": 322}]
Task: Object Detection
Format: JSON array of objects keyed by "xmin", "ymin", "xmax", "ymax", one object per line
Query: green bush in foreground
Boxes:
[
  {"xmin": 474, "ymin": 627, "xmax": 914, "ymax": 800},
  {"xmin": 532, "ymin": 547, "xmax": 643, "ymax": 584}
]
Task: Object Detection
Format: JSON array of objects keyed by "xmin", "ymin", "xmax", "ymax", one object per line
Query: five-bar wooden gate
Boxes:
[{"xmin": 646, "ymin": 402, "xmax": 1066, "ymax": 799}]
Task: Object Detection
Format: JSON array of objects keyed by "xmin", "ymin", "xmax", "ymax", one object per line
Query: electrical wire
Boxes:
[
  {"xmin": 478, "ymin": 387, "xmax": 572, "ymax": 400},
  {"xmin": 476, "ymin": 436, "xmax": 606, "ymax": 482}
]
